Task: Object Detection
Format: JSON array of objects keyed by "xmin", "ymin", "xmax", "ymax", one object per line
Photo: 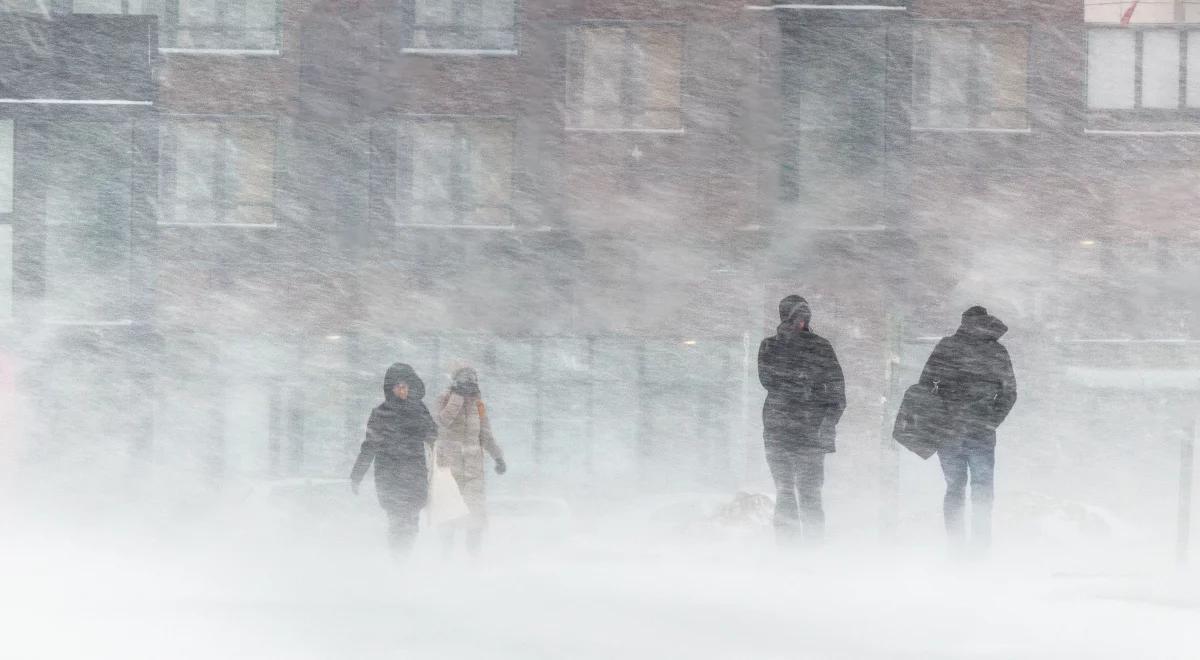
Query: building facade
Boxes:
[{"xmin": 1, "ymin": 1, "xmax": 1196, "ymax": 525}]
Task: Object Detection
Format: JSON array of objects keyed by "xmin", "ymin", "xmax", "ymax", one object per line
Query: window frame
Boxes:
[
  {"xmin": 565, "ymin": 21, "xmax": 686, "ymax": 134},
  {"xmin": 159, "ymin": 114, "xmax": 279, "ymax": 227},
  {"xmin": 1085, "ymin": 25, "xmax": 1200, "ymax": 116},
  {"xmin": 401, "ymin": 0, "xmax": 519, "ymax": 55},
  {"xmin": 395, "ymin": 114, "xmax": 516, "ymax": 229},
  {"xmin": 64, "ymin": 0, "xmax": 282, "ymax": 54},
  {"xmin": 911, "ymin": 20, "xmax": 1032, "ymax": 132},
  {"xmin": 0, "ymin": 118, "xmax": 11, "ymax": 215}
]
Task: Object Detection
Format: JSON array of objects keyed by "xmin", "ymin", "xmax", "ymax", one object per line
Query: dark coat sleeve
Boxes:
[
  {"xmin": 991, "ymin": 345, "xmax": 1017, "ymax": 427},
  {"xmin": 349, "ymin": 410, "xmax": 381, "ymax": 485},
  {"xmin": 822, "ymin": 340, "xmax": 847, "ymax": 424},
  {"xmin": 757, "ymin": 338, "xmax": 778, "ymax": 391}
]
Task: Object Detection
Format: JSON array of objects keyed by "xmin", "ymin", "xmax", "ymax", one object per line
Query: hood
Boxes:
[
  {"xmin": 776, "ymin": 295, "xmax": 811, "ymax": 335},
  {"xmin": 956, "ymin": 306, "xmax": 1008, "ymax": 341},
  {"xmin": 452, "ymin": 366, "xmax": 479, "ymax": 385},
  {"xmin": 383, "ymin": 362, "xmax": 426, "ymax": 402}
]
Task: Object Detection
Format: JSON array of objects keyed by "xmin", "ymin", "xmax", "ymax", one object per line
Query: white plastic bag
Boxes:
[{"xmin": 425, "ymin": 457, "xmax": 469, "ymax": 525}]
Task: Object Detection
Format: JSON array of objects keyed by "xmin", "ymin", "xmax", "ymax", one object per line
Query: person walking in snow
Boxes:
[
  {"xmin": 434, "ymin": 365, "xmax": 506, "ymax": 557},
  {"xmin": 350, "ymin": 363, "xmax": 438, "ymax": 558},
  {"xmin": 919, "ymin": 306, "xmax": 1017, "ymax": 555},
  {"xmin": 758, "ymin": 295, "xmax": 846, "ymax": 545}
]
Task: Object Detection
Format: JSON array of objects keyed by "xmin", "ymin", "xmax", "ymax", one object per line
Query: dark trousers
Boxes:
[
  {"xmin": 386, "ymin": 507, "xmax": 421, "ymax": 558},
  {"xmin": 938, "ymin": 442, "xmax": 995, "ymax": 550},
  {"xmin": 765, "ymin": 442, "xmax": 826, "ymax": 544}
]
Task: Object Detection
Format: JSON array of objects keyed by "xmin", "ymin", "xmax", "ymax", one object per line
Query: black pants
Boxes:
[
  {"xmin": 386, "ymin": 507, "xmax": 421, "ymax": 557},
  {"xmin": 938, "ymin": 442, "xmax": 995, "ymax": 550},
  {"xmin": 764, "ymin": 442, "xmax": 826, "ymax": 544}
]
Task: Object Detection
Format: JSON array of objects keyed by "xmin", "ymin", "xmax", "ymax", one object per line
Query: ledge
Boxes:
[
  {"xmin": 160, "ymin": 48, "xmax": 281, "ymax": 56},
  {"xmin": 400, "ymin": 48, "xmax": 518, "ymax": 57}
]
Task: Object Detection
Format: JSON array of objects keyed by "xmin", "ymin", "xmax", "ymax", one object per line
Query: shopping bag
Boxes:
[
  {"xmin": 426, "ymin": 464, "xmax": 470, "ymax": 525},
  {"xmin": 891, "ymin": 383, "xmax": 950, "ymax": 459}
]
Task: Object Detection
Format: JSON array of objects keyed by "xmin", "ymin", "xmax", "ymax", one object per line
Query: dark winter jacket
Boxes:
[
  {"xmin": 759, "ymin": 327, "xmax": 846, "ymax": 452},
  {"xmin": 350, "ymin": 363, "xmax": 437, "ymax": 514},
  {"xmin": 918, "ymin": 308, "xmax": 1017, "ymax": 445}
]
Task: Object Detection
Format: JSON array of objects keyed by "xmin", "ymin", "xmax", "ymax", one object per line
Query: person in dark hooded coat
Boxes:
[
  {"xmin": 919, "ymin": 306, "xmax": 1017, "ymax": 553},
  {"xmin": 758, "ymin": 295, "xmax": 846, "ymax": 544},
  {"xmin": 350, "ymin": 363, "xmax": 438, "ymax": 557}
]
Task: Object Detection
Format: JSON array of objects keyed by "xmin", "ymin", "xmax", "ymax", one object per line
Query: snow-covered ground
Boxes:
[{"xmin": 3, "ymin": 486, "xmax": 1197, "ymax": 660}]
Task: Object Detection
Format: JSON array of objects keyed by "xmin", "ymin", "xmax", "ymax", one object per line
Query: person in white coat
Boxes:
[{"xmin": 434, "ymin": 366, "xmax": 506, "ymax": 556}]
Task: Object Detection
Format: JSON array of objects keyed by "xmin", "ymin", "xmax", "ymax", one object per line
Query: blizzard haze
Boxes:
[{"xmin": 1, "ymin": 0, "xmax": 1198, "ymax": 658}]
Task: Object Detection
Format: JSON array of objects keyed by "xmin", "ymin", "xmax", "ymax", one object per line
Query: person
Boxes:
[
  {"xmin": 350, "ymin": 363, "xmax": 437, "ymax": 558},
  {"xmin": 919, "ymin": 305, "xmax": 1017, "ymax": 555},
  {"xmin": 758, "ymin": 295, "xmax": 846, "ymax": 545},
  {"xmin": 434, "ymin": 365, "xmax": 506, "ymax": 557}
]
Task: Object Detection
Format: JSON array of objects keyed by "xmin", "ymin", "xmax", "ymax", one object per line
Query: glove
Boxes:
[
  {"xmin": 351, "ymin": 480, "xmax": 360, "ymax": 495},
  {"xmin": 494, "ymin": 458, "xmax": 507, "ymax": 475}
]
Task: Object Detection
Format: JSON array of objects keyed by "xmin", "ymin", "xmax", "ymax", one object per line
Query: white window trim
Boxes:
[
  {"xmin": 0, "ymin": 99, "xmax": 152, "ymax": 106},
  {"xmin": 159, "ymin": 48, "xmax": 281, "ymax": 56},
  {"xmin": 1085, "ymin": 128, "xmax": 1200, "ymax": 135},
  {"xmin": 912, "ymin": 127, "xmax": 1033, "ymax": 134},
  {"xmin": 744, "ymin": 4, "xmax": 907, "ymax": 11},
  {"xmin": 400, "ymin": 223, "xmax": 517, "ymax": 230},
  {"xmin": 564, "ymin": 127, "xmax": 686, "ymax": 135},
  {"xmin": 43, "ymin": 319, "xmax": 135, "ymax": 327},
  {"xmin": 157, "ymin": 222, "xmax": 280, "ymax": 229},
  {"xmin": 401, "ymin": 48, "xmax": 518, "ymax": 57}
]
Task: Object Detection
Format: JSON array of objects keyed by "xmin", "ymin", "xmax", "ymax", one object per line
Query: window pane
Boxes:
[
  {"xmin": 406, "ymin": 120, "xmax": 511, "ymax": 226},
  {"xmin": 924, "ymin": 27, "xmax": 972, "ymax": 127},
  {"xmin": 983, "ymin": 27, "xmax": 1028, "ymax": 122},
  {"xmin": 541, "ymin": 338, "xmax": 590, "ymax": 381},
  {"xmin": 410, "ymin": 122, "xmax": 456, "ymax": 210},
  {"xmin": 43, "ymin": 122, "xmax": 132, "ymax": 322},
  {"xmin": 172, "ymin": 0, "xmax": 277, "ymax": 50},
  {"xmin": 72, "ymin": 0, "xmax": 124, "ymax": 12},
  {"xmin": 1142, "ymin": 30, "xmax": 1180, "ymax": 108},
  {"xmin": 0, "ymin": 0, "xmax": 43, "ymax": 11},
  {"xmin": 0, "ymin": 119, "xmax": 10, "ymax": 214},
  {"xmin": 578, "ymin": 27, "xmax": 626, "ymax": 128},
  {"xmin": 165, "ymin": 119, "xmax": 275, "ymax": 225},
  {"xmin": 492, "ymin": 338, "xmax": 535, "ymax": 378},
  {"xmin": 1189, "ymin": 32, "xmax": 1200, "ymax": 107},
  {"xmin": 0, "ymin": 226, "xmax": 11, "ymax": 320},
  {"xmin": 635, "ymin": 27, "xmax": 682, "ymax": 129},
  {"xmin": 413, "ymin": 0, "xmax": 513, "ymax": 50},
  {"xmin": 465, "ymin": 123, "xmax": 512, "ymax": 213},
  {"xmin": 229, "ymin": 121, "xmax": 275, "ymax": 207},
  {"xmin": 1088, "ymin": 29, "xmax": 1136, "ymax": 109},
  {"xmin": 170, "ymin": 121, "xmax": 219, "ymax": 216}
]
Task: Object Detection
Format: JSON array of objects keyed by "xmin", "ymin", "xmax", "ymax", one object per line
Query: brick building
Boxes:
[{"xmin": 0, "ymin": 1, "xmax": 1195, "ymax": 527}]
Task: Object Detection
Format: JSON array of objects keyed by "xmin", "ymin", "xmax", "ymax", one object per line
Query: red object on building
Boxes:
[{"xmin": 1120, "ymin": 0, "xmax": 1140, "ymax": 26}]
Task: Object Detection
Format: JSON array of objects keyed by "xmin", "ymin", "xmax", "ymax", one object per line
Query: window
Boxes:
[
  {"xmin": 913, "ymin": 24, "xmax": 1028, "ymax": 129},
  {"xmin": 566, "ymin": 24, "xmax": 683, "ymax": 131},
  {"xmin": 161, "ymin": 117, "xmax": 276, "ymax": 225},
  {"xmin": 70, "ymin": 0, "xmax": 157, "ymax": 14},
  {"xmin": 0, "ymin": 0, "xmax": 46, "ymax": 12},
  {"xmin": 779, "ymin": 28, "xmax": 887, "ymax": 224},
  {"xmin": 71, "ymin": 0, "xmax": 278, "ymax": 51},
  {"xmin": 42, "ymin": 121, "xmax": 133, "ymax": 322},
  {"xmin": 0, "ymin": 119, "xmax": 11, "ymax": 215},
  {"xmin": 399, "ymin": 118, "xmax": 512, "ymax": 227},
  {"xmin": 1087, "ymin": 28, "xmax": 1200, "ymax": 109},
  {"xmin": 1084, "ymin": 0, "xmax": 1200, "ymax": 25},
  {"xmin": 410, "ymin": 0, "xmax": 516, "ymax": 51},
  {"xmin": 0, "ymin": 225, "xmax": 11, "ymax": 321}
]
